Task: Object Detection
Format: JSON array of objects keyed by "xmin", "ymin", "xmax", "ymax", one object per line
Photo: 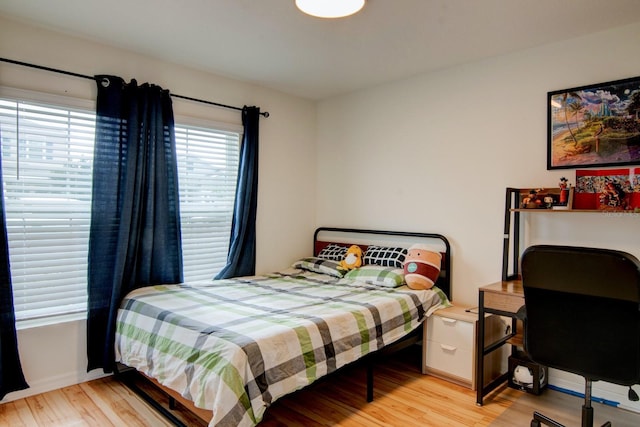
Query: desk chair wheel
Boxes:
[{"xmin": 530, "ymin": 411, "xmax": 612, "ymax": 427}]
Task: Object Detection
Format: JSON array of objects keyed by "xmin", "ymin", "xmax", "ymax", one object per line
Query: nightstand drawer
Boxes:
[
  {"xmin": 422, "ymin": 305, "xmax": 507, "ymax": 390},
  {"xmin": 426, "ymin": 313, "xmax": 474, "ymax": 351},
  {"xmin": 425, "ymin": 339, "xmax": 472, "ymax": 380}
]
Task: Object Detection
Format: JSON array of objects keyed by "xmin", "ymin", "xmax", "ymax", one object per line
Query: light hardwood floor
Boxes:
[{"xmin": 0, "ymin": 347, "xmax": 521, "ymax": 426}]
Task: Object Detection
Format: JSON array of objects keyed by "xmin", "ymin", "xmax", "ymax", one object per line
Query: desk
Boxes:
[{"xmin": 475, "ymin": 280, "xmax": 524, "ymax": 405}]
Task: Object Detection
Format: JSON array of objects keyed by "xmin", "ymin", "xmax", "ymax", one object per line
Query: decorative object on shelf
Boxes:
[
  {"xmin": 521, "ymin": 189, "xmax": 542, "ymax": 208},
  {"xmin": 519, "ymin": 188, "xmax": 560, "ymax": 209},
  {"xmin": 552, "ymin": 177, "xmax": 574, "ymax": 209},
  {"xmin": 574, "ymin": 168, "xmax": 640, "ymax": 210},
  {"xmin": 558, "ymin": 177, "xmax": 569, "ymax": 204},
  {"xmin": 547, "ymin": 75, "xmax": 640, "ymax": 170},
  {"xmin": 518, "ymin": 187, "xmax": 575, "ymax": 210}
]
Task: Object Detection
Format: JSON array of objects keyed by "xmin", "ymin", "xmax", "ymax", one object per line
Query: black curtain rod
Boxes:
[{"xmin": 0, "ymin": 57, "xmax": 269, "ymax": 118}]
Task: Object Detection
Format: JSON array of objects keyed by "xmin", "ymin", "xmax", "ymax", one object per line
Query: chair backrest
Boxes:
[{"xmin": 521, "ymin": 245, "xmax": 640, "ymax": 386}]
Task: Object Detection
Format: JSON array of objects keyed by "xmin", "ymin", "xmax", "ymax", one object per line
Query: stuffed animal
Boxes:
[
  {"xmin": 339, "ymin": 245, "xmax": 363, "ymax": 271},
  {"xmin": 403, "ymin": 244, "xmax": 442, "ymax": 290}
]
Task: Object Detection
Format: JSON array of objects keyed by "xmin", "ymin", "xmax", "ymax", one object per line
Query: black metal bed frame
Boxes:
[{"xmin": 117, "ymin": 226, "xmax": 452, "ymax": 425}]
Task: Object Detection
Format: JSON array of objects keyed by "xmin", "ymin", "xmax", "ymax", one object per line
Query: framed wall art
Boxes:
[{"xmin": 547, "ymin": 75, "xmax": 640, "ymax": 170}]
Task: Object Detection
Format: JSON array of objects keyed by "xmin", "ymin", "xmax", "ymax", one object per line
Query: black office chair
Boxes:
[{"xmin": 521, "ymin": 245, "xmax": 640, "ymax": 427}]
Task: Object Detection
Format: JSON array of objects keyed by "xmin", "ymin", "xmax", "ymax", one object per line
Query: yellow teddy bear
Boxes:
[{"xmin": 339, "ymin": 245, "xmax": 363, "ymax": 271}]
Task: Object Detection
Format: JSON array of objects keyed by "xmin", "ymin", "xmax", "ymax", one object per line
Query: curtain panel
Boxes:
[
  {"xmin": 87, "ymin": 76, "xmax": 183, "ymax": 372},
  {"xmin": 215, "ymin": 106, "xmax": 260, "ymax": 279},
  {"xmin": 0, "ymin": 140, "xmax": 29, "ymax": 400}
]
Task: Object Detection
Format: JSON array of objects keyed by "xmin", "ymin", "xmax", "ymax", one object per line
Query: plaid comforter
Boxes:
[{"xmin": 115, "ymin": 269, "xmax": 447, "ymax": 426}]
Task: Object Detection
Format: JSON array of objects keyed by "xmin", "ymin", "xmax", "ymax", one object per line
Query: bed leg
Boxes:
[
  {"xmin": 125, "ymin": 379, "xmax": 187, "ymax": 426},
  {"xmin": 115, "ymin": 365, "xmax": 188, "ymax": 427},
  {"xmin": 367, "ymin": 363, "xmax": 374, "ymax": 402}
]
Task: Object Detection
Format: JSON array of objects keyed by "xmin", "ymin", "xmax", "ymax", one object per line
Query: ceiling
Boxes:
[{"xmin": 2, "ymin": 0, "xmax": 640, "ymax": 100}]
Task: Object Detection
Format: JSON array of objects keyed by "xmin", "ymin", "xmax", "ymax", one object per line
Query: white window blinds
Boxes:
[
  {"xmin": 0, "ymin": 92, "xmax": 240, "ymax": 323},
  {"xmin": 0, "ymin": 99, "xmax": 94, "ymax": 321},
  {"xmin": 175, "ymin": 125, "xmax": 239, "ymax": 281}
]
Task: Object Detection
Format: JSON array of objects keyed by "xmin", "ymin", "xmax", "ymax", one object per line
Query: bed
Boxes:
[{"xmin": 114, "ymin": 227, "xmax": 452, "ymax": 426}]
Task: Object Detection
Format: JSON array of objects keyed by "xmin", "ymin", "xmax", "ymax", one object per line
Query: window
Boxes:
[
  {"xmin": 0, "ymin": 97, "xmax": 94, "ymax": 322},
  {"xmin": 0, "ymin": 89, "xmax": 240, "ymax": 323},
  {"xmin": 175, "ymin": 124, "xmax": 239, "ymax": 281}
]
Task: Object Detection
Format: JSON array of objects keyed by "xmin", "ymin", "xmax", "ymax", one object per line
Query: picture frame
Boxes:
[{"xmin": 547, "ymin": 76, "xmax": 640, "ymax": 170}]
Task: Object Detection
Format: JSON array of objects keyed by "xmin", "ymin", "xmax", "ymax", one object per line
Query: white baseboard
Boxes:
[
  {"xmin": 549, "ymin": 368, "xmax": 640, "ymax": 413},
  {"xmin": 1, "ymin": 370, "xmax": 110, "ymax": 403}
]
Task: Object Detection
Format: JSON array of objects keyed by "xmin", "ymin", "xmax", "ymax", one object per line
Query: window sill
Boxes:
[{"xmin": 16, "ymin": 311, "xmax": 87, "ymax": 331}]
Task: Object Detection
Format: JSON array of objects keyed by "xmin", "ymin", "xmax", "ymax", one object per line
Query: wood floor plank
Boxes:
[
  {"xmin": 260, "ymin": 403, "xmax": 324, "ymax": 427},
  {"xmin": 24, "ymin": 392, "xmax": 62, "ymax": 425},
  {"xmin": 58, "ymin": 384, "xmax": 114, "ymax": 426},
  {"xmin": 318, "ymin": 373, "xmax": 470, "ymax": 427},
  {"xmin": 80, "ymin": 377, "xmax": 174, "ymax": 427},
  {"xmin": 0, "ymin": 399, "xmax": 38, "ymax": 427},
  {"xmin": 276, "ymin": 390, "xmax": 389, "ymax": 427}
]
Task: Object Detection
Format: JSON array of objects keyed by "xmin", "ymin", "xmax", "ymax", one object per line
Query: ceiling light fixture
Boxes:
[{"xmin": 295, "ymin": 0, "xmax": 365, "ymax": 18}]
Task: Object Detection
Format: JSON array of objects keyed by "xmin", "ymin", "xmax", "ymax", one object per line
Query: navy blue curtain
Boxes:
[
  {"xmin": 0, "ymin": 140, "xmax": 29, "ymax": 399},
  {"xmin": 87, "ymin": 76, "xmax": 183, "ymax": 372},
  {"xmin": 215, "ymin": 106, "xmax": 260, "ymax": 279}
]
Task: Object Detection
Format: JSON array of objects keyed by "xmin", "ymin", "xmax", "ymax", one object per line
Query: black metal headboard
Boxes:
[{"xmin": 313, "ymin": 227, "xmax": 452, "ymax": 301}]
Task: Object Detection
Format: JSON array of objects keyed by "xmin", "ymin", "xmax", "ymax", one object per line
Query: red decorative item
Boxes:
[{"xmin": 574, "ymin": 168, "xmax": 640, "ymax": 210}]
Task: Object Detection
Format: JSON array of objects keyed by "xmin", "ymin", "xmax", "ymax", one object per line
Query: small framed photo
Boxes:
[
  {"xmin": 518, "ymin": 188, "xmax": 567, "ymax": 209},
  {"xmin": 547, "ymin": 76, "xmax": 640, "ymax": 170}
]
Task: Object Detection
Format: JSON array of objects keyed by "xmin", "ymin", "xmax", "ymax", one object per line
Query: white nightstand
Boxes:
[{"xmin": 422, "ymin": 305, "xmax": 507, "ymax": 390}]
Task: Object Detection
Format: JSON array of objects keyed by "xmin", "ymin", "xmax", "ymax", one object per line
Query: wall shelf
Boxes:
[
  {"xmin": 511, "ymin": 208, "xmax": 639, "ymax": 214},
  {"xmin": 502, "ymin": 187, "xmax": 639, "ymax": 281}
]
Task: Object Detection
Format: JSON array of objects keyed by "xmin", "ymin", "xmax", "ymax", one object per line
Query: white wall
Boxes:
[
  {"xmin": 317, "ymin": 22, "xmax": 640, "ymax": 305},
  {"xmin": 0, "ymin": 15, "xmax": 317, "ymax": 401},
  {"xmin": 316, "ymin": 21, "xmax": 640, "ymax": 410}
]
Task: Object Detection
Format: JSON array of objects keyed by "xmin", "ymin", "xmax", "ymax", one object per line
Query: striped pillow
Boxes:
[
  {"xmin": 292, "ymin": 257, "xmax": 344, "ymax": 277},
  {"xmin": 344, "ymin": 266, "xmax": 405, "ymax": 288}
]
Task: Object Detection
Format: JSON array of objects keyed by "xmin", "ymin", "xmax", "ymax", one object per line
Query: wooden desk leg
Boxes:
[{"xmin": 476, "ymin": 291, "xmax": 485, "ymax": 406}]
